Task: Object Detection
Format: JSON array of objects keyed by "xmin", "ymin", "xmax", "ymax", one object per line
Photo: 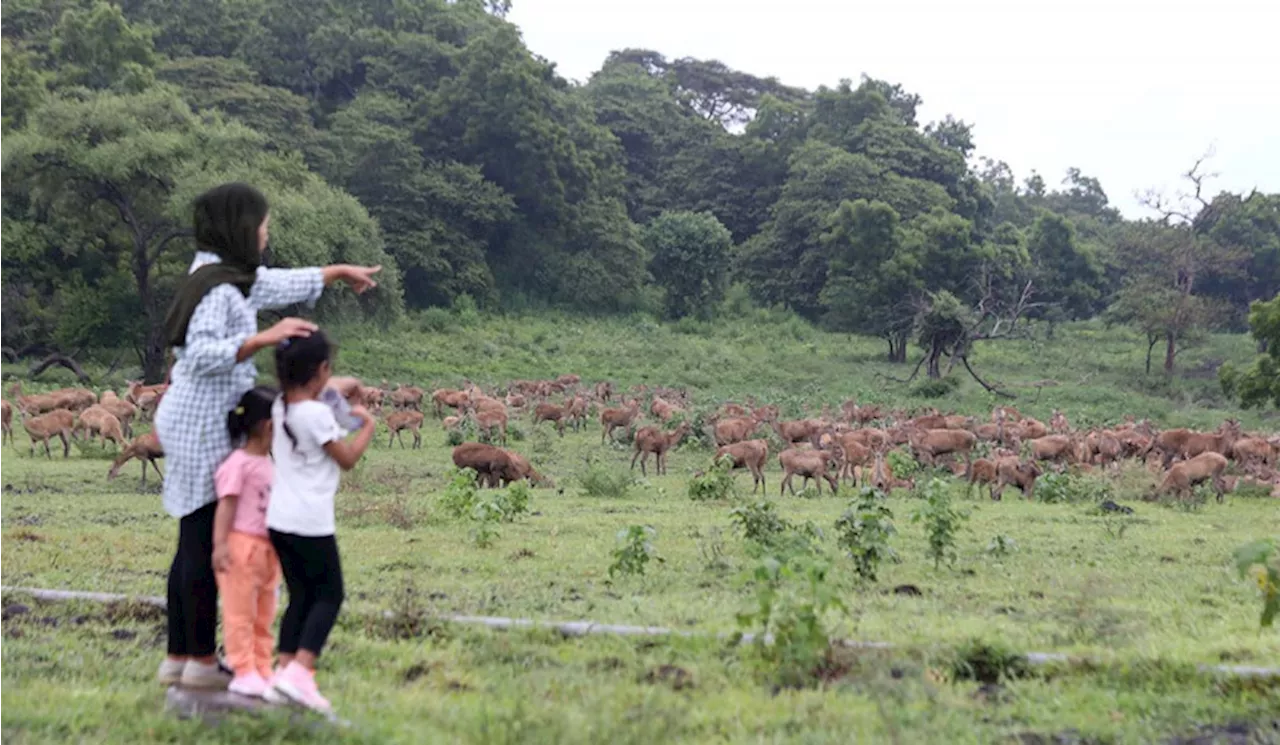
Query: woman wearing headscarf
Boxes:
[{"xmin": 155, "ymin": 182, "xmax": 380, "ymax": 689}]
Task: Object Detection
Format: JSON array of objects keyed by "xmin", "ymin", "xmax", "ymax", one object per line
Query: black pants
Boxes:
[
  {"xmin": 167, "ymin": 502, "xmax": 218, "ymax": 656},
  {"xmin": 269, "ymin": 530, "xmax": 344, "ymax": 657}
]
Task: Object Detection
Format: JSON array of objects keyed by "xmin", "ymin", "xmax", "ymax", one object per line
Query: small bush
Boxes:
[
  {"xmin": 1234, "ymin": 539, "xmax": 1279, "ymax": 629},
  {"xmin": 1035, "ymin": 472, "xmax": 1100, "ymax": 504},
  {"xmin": 688, "ymin": 455, "xmax": 736, "ymax": 501},
  {"xmin": 419, "ymin": 307, "xmax": 456, "ymax": 333},
  {"xmin": 735, "ymin": 555, "xmax": 846, "ymax": 689},
  {"xmin": 610, "ymin": 525, "xmax": 662, "ymax": 579},
  {"xmin": 985, "ymin": 534, "xmax": 1016, "ymax": 558},
  {"xmin": 439, "ymin": 468, "xmax": 480, "ymax": 518},
  {"xmin": 730, "ymin": 500, "xmax": 823, "ymax": 558},
  {"xmin": 578, "ymin": 460, "xmax": 635, "ymax": 499},
  {"xmin": 451, "ymin": 293, "xmax": 481, "ymax": 326},
  {"xmin": 887, "ymin": 449, "xmax": 922, "ymax": 480},
  {"xmin": 834, "ymin": 487, "xmax": 897, "ymax": 583},
  {"xmin": 911, "ymin": 376, "xmax": 960, "ymax": 399},
  {"xmin": 949, "ymin": 639, "xmax": 1030, "ymax": 684},
  {"xmin": 911, "ymin": 478, "xmax": 968, "ymax": 570},
  {"xmin": 445, "ymin": 428, "xmax": 466, "ymax": 447}
]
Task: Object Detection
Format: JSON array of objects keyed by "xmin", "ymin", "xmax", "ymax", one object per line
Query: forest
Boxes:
[{"xmin": 2, "ymin": 0, "xmax": 1278, "ymax": 393}]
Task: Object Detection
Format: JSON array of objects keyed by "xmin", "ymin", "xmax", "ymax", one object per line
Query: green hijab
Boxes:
[{"xmin": 163, "ymin": 183, "xmax": 269, "ymax": 348}]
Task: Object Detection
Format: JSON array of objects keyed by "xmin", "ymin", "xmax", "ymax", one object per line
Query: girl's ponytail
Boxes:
[{"xmin": 227, "ymin": 386, "xmax": 278, "ymax": 444}]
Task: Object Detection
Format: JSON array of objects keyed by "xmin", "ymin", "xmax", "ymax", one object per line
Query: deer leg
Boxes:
[
  {"xmin": 413, "ymin": 429, "xmax": 422, "ymax": 449},
  {"xmin": 631, "ymin": 449, "xmax": 641, "ymax": 472}
]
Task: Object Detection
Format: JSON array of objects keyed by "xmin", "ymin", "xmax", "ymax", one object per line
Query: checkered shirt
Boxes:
[{"xmin": 155, "ymin": 252, "xmax": 323, "ymax": 518}]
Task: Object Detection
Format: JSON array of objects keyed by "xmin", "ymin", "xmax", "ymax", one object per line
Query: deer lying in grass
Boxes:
[
  {"xmin": 714, "ymin": 439, "xmax": 769, "ymax": 494},
  {"xmin": 631, "ymin": 422, "xmax": 689, "ymax": 476},
  {"xmin": 1, "ymin": 400, "xmax": 12, "ymax": 447},
  {"xmin": 22, "ymin": 408, "xmax": 75, "ymax": 458},
  {"xmin": 779, "ymin": 447, "xmax": 839, "ymax": 496},
  {"xmin": 600, "ymin": 400, "xmax": 641, "ymax": 444},
  {"xmin": 1152, "ymin": 452, "xmax": 1229, "ymax": 502},
  {"xmin": 386, "ymin": 410, "xmax": 425, "ymax": 449},
  {"xmin": 108, "ymin": 433, "xmax": 165, "ymax": 487},
  {"xmin": 77, "ymin": 405, "xmax": 127, "ymax": 450}
]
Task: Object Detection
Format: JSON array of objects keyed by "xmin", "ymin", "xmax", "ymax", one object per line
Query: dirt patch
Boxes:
[
  {"xmin": 893, "ymin": 584, "xmax": 923, "ymax": 597},
  {"xmin": 1165, "ymin": 719, "xmax": 1280, "ymax": 745},
  {"xmin": 110, "ymin": 629, "xmax": 137, "ymax": 641},
  {"xmin": 104, "ymin": 600, "xmax": 165, "ymax": 624},
  {"xmin": 402, "ymin": 662, "xmax": 433, "ymax": 682},
  {"xmin": 8, "ymin": 530, "xmax": 46, "ymax": 542},
  {"xmin": 2, "ymin": 603, "xmax": 32, "ymax": 621},
  {"xmin": 507, "ymin": 548, "xmax": 536, "ymax": 561},
  {"xmin": 644, "ymin": 664, "xmax": 694, "ymax": 691},
  {"xmin": 1009, "ymin": 731, "xmax": 1101, "ymax": 745}
]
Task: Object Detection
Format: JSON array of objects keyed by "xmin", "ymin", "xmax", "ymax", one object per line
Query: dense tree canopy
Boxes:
[{"xmin": 2, "ymin": 0, "xmax": 1277, "ymax": 382}]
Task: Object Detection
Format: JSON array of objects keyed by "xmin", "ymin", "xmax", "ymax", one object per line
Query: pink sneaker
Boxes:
[
  {"xmin": 228, "ymin": 672, "xmax": 269, "ymax": 698},
  {"xmin": 272, "ymin": 662, "xmax": 331, "ymax": 713},
  {"xmin": 262, "ymin": 669, "xmax": 287, "ymax": 705}
]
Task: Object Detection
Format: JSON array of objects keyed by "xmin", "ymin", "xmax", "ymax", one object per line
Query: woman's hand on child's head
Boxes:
[
  {"xmin": 212, "ymin": 543, "xmax": 232, "ymax": 574},
  {"xmin": 262, "ymin": 317, "xmax": 317, "ymax": 346}
]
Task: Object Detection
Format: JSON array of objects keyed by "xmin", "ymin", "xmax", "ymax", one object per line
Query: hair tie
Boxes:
[
  {"xmin": 280, "ymin": 338, "xmax": 292, "ymax": 348},
  {"xmin": 234, "ymin": 405, "xmax": 245, "ymax": 415}
]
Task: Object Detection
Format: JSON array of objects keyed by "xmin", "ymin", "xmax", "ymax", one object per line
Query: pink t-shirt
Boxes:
[{"xmin": 214, "ymin": 450, "xmax": 274, "ymax": 538}]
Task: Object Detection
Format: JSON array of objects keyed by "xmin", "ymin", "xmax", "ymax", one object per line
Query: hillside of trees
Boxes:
[{"xmin": 2, "ymin": 0, "xmax": 1277, "ymax": 389}]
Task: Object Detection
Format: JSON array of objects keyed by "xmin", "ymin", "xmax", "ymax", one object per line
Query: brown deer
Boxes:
[
  {"xmin": 108, "ymin": 433, "xmax": 165, "ymax": 487},
  {"xmin": 908, "ymin": 428, "xmax": 977, "ymax": 468},
  {"xmin": 22, "ymin": 409, "xmax": 76, "ymax": 458},
  {"xmin": 474, "ymin": 408, "xmax": 508, "ymax": 445},
  {"xmin": 1050, "ymin": 409, "xmax": 1070, "ymax": 434},
  {"xmin": 966, "ymin": 458, "xmax": 998, "ymax": 499},
  {"xmin": 867, "ymin": 446, "xmax": 914, "ymax": 493},
  {"xmin": 1, "ymin": 399, "xmax": 12, "ymax": 447},
  {"xmin": 631, "ymin": 422, "xmax": 690, "ymax": 476},
  {"xmin": 713, "ymin": 439, "xmax": 769, "ymax": 494},
  {"xmin": 713, "ymin": 416, "xmax": 762, "ymax": 446},
  {"xmin": 431, "ymin": 388, "xmax": 468, "ymax": 417},
  {"xmin": 992, "ymin": 457, "xmax": 1041, "ymax": 501},
  {"xmin": 533, "ymin": 402, "xmax": 570, "ymax": 436},
  {"xmin": 1153, "ymin": 452, "xmax": 1229, "ymax": 502},
  {"xmin": 77, "ymin": 405, "xmax": 127, "ymax": 450},
  {"xmin": 385, "ymin": 410, "xmax": 425, "ymax": 449},
  {"xmin": 778, "ymin": 448, "xmax": 839, "ymax": 496},
  {"xmin": 600, "ymin": 400, "xmax": 641, "ymax": 444}
]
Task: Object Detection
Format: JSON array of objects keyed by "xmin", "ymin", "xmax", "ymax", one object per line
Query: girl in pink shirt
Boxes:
[{"xmin": 212, "ymin": 386, "xmax": 280, "ymax": 698}]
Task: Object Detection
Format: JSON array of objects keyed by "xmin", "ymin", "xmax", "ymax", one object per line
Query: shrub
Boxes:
[
  {"xmin": 688, "ymin": 455, "xmax": 736, "ymax": 501},
  {"xmin": 985, "ymin": 534, "xmax": 1016, "ymax": 558},
  {"xmin": 735, "ymin": 555, "xmax": 847, "ymax": 689},
  {"xmin": 577, "ymin": 459, "xmax": 635, "ymax": 499},
  {"xmin": 911, "ymin": 478, "xmax": 968, "ymax": 570},
  {"xmin": 1234, "ymin": 539, "xmax": 1279, "ymax": 629},
  {"xmin": 419, "ymin": 307, "xmax": 455, "ymax": 333},
  {"xmin": 949, "ymin": 639, "xmax": 1030, "ymax": 684},
  {"xmin": 887, "ymin": 449, "xmax": 922, "ymax": 480},
  {"xmin": 911, "ymin": 375, "xmax": 960, "ymax": 399},
  {"xmin": 439, "ymin": 468, "xmax": 479, "ymax": 518},
  {"xmin": 1035, "ymin": 472, "xmax": 1100, "ymax": 504},
  {"xmin": 834, "ymin": 487, "xmax": 897, "ymax": 583},
  {"xmin": 610, "ymin": 525, "xmax": 662, "ymax": 579},
  {"xmin": 730, "ymin": 500, "xmax": 823, "ymax": 558}
]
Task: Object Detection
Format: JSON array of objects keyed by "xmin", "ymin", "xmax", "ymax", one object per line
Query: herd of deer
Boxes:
[
  {"xmin": 352, "ymin": 378, "xmax": 1280, "ymax": 503},
  {"xmin": 6, "ymin": 374, "xmax": 1278, "ymax": 503},
  {"xmin": 4, "ymin": 381, "xmax": 167, "ymax": 485}
]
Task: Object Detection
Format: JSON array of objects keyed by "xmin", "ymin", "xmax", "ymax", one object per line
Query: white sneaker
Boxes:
[
  {"xmin": 156, "ymin": 658, "xmax": 185, "ymax": 686},
  {"xmin": 179, "ymin": 660, "xmax": 232, "ymax": 690},
  {"xmin": 262, "ymin": 669, "xmax": 288, "ymax": 704},
  {"xmin": 228, "ymin": 671, "xmax": 269, "ymax": 698}
]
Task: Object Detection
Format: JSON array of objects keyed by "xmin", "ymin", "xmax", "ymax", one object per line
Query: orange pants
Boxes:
[{"xmin": 214, "ymin": 532, "xmax": 280, "ymax": 678}]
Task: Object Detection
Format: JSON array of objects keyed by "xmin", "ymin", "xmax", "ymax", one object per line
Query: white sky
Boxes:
[{"xmin": 509, "ymin": 0, "xmax": 1280, "ymax": 217}]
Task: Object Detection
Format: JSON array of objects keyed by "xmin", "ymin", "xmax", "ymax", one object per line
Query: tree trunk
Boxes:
[
  {"xmin": 1145, "ymin": 335, "xmax": 1158, "ymax": 375},
  {"xmin": 886, "ymin": 333, "xmax": 908, "ymax": 364},
  {"xmin": 142, "ymin": 324, "xmax": 167, "ymax": 384},
  {"xmin": 926, "ymin": 344, "xmax": 943, "ymax": 379},
  {"xmin": 1164, "ymin": 331, "xmax": 1177, "ymax": 374}
]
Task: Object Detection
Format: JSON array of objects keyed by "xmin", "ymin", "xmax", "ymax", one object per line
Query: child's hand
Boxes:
[
  {"xmin": 212, "ymin": 543, "xmax": 232, "ymax": 573},
  {"xmin": 351, "ymin": 404, "xmax": 374, "ymax": 425}
]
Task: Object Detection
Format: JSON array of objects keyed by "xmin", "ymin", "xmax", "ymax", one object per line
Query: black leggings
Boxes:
[
  {"xmin": 269, "ymin": 531, "xmax": 344, "ymax": 657},
  {"xmin": 167, "ymin": 502, "xmax": 218, "ymax": 656}
]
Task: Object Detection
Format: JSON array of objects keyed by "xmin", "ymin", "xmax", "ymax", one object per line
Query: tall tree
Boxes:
[
  {"xmin": 643, "ymin": 211, "xmax": 733, "ymax": 320},
  {"xmin": 1219, "ymin": 293, "xmax": 1280, "ymax": 408}
]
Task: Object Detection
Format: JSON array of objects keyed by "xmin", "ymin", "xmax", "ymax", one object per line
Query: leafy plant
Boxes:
[
  {"xmin": 735, "ymin": 555, "xmax": 847, "ymax": 688},
  {"xmin": 495, "ymin": 481, "xmax": 531, "ymax": 521},
  {"xmin": 730, "ymin": 500, "xmax": 790, "ymax": 546},
  {"xmin": 688, "ymin": 455, "xmax": 736, "ymax": 501},
  {"xmin": 794, "ymin": 485, "xmax": 822, "ymax": 500},
  {"xmin": 985, "ymin": 534, "xmax": 1016, "ymax": 558},
  {"xmin": 949, "ymin": 639, "xmax": 1030, "ymax": 683},
  {"xmin": 610, "ymin": 525, "xmax": 663, "ymax": 579},
  {"xmin": 439, "ymin": 468, "xmax": 480, "ymax": 518},
  {"xmin": 1034, "ymin": 472, "xmax": 1093, "ymax": 504},
  {"xmin": 468, "ymin": 501, "xmax": 502, "ymax": 548},
  {"xmin": 886, "ymin": 449, "xmax": 922, "ymax": 480},
  {"xmin": 578, "ymin": 459, "xmax": 635, "ymax": 499},
  {"xmin": 1234, "ymin": 539, "xmax": 1279, "ymax": 629},
  {"xmin": 834, "ymin": 487, "xmax": 897, "ymax": 583},
  {"xmin": 911, "ymin": 478, "xmax": 968, "ymax": 570},
  {"xmin": 695, "ymin": 527, "xmax": 730, "ymax": 572}
]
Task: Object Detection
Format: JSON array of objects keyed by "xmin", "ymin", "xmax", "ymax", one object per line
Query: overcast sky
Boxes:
[{"xmin": 508, "ymin": 0, "xmax": 1280, "ymax": 217}]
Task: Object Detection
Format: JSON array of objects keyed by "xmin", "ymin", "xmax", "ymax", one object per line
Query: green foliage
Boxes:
[
  {"xmin": 1220, "ymin": 294, "xmax": 1280, "ymax": 408},
  {"xmin": 911, "ymin": 478, "xmax": 968, "ymax": 569},
  {"xmin": 51, "ymin": 1, "xmax": 156, "ymax": 91},
  {"xmin": 735, "ymin": 555, "xmax": 847, "ymax": 688},
  {"xmin": 577, "ymin": 460, "xmax": 635, "ymax": 499},
  {"xmin": 911, "ymin": 375, "xmax": 961, "ymax": 398},
  {"xmin": 834, "ymin": 487, "xmax": 897, "ymax": 583},
  {"xmin": 439, "ymin": 468, "xmax": 480, "ymax": 519},
  {"xmin": 886, "ymin": 449, "xmax": 922, "ymax": 480},
  {"xmin": 1036, "ymin": 472, "xmax": 1102, "ymax": 504},
  {"xmin": 688, "ymin": 455, "xmax": 736, "ymax": 501},
  {"xmin": 949, "ymin": 639, "xmax": 1030, "ymax": 683},
  {"xmin": 643, "ymin": 210, "xmax": 733, "ymax": 320},
  {"xmin": 609, "ymin": 525, "xmax": 662, "ymax": 579},
  {"xmin": 729, "ymin": 500, "xmax": 823, "ymax": 558},
  {"xmin": 1233, "ymin": 539, "xmax": 1279, "ymax": 629},
  {"xmin": 985, "ymin": 534, "xmax": 1017, "ymax": 558}
]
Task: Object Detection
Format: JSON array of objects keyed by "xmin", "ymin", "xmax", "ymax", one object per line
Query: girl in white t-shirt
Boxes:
[{"xmin": 264, "ymin": 330, "xmax": 374, "ymax": 713}]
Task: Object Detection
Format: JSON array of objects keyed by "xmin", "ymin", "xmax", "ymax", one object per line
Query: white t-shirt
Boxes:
[{"xmin": 266, "ymin": 398, "xmax": 346, "ymax": 537}]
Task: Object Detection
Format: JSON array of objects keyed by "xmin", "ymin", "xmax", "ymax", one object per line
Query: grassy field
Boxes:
[{"xmin": 3, "ymin": 314, "xmax": 1279, "ymax": 743}]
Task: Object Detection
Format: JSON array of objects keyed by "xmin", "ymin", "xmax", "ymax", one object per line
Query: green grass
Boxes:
[{"xmin": 3, "ymin": 314, "xmax": 1279, "ymax": 742}]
